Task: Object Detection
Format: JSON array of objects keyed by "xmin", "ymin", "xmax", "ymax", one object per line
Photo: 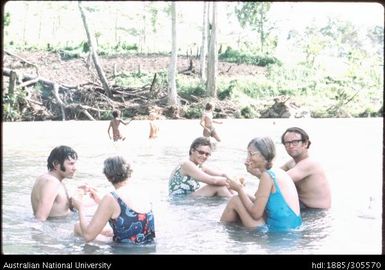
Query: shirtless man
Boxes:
[
  {"xmin": 280, "ymin": 127, "xmax": 331, "ymax": 209},
  {"xmin": 31, "ymin": 145, "xmax": 79, "ymax": 221},
  {"xmin": 200, "ymin": 102, "xmax": 223, "ymax": 142},
  {"xmin": 108, "ymin": 110, "xmax": 132, "ymax": 141}
]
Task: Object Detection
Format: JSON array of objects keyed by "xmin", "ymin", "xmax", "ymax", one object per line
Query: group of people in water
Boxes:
[{"xmin": 31, "ymin": 103, "xmax": 331, "ymax": 245}]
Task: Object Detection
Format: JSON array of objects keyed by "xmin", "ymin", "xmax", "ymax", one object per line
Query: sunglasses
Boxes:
[{"xmin": 195, "ymin": 149, "xmax": 211, "ymax": 157}]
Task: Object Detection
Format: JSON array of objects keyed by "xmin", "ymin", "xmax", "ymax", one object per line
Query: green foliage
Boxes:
[
  {"xmin": 114, "ymin": 72, "xmax": 154, "ymax": 88},
  {"xmin": 100, "ymin": 111, "xmax": 112, "ymax": 120},
  {"xmin": 33, "ymin": 82, "xmax": 51, "ymax": 99},
  {"xmin": 3, "ymin": 12, "xmax": 10, "ymax": 27},
  {"xmin": 2, "ymin": 87, "xmax": 29, "ymax": 121},
  {"xmin": 3, "ymin": 98, "xmax": 20, "ymax": 121},
  {"xmin": 218, "ymin": 80, "xmax": 237, "ymax": 100},
  {"xmin": 240, "ymin": 106, "xmax": 256, "ymax": 118},
  {"xmin": 184, "ymin": 105, "xmax": 202, "ymax": 119},
  {"xmin": 219, "ymin": 47, "xmax": 280, "ymax": 66},
  {"xmin": 99, "ymin": 42, "xmax": 138, "ymax": 56},
  {"xmin": 178, "ymin": 80, "xmax": 206, "ymax": 98},
  {"xmin": 235, "ymin": 2, "xmax": 271, "ymax": 29},
  {"xmin": 234, "ymin": 2, "xmax": 273, "ymax": 53}
]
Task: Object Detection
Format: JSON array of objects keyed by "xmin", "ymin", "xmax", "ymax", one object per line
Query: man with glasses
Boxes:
[{"xmin": 280, "ymin": 127, "xmax": 331, "ymax": 209}]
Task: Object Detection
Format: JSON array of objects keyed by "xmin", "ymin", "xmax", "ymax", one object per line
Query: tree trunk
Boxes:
[
  {"xmin": 206, "ymin": 2, "xmax": 218, "ymax": 98},
  {"xmin": 78, "ymin": 1, "xmax": 112, "ymax": 98},
  {"xmin": 259, "ymin": 8, "xmax": 264, "ymax": 53},
  {"xmin": 167, "ymin": 2, "xmax": 178, "ymax": 106},
  {"xmin": 200, "ymin": 1, "xmax": 208, "ymax": 84}
]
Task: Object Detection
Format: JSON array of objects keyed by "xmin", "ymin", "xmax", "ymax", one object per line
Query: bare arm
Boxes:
[
  {"xmin": 121, "ymin": 118, "xmax": 132, "ymax": 125},
  {"xmin": 227, "ymin": 172, "xmax": 272, "ymax": 220},
  {"xmin": 34, "ymin": 178, "xmax": 61, "ymax": 221},
  {"xmin": 181, "ymin": 160, "xmax": 227, "ymax": 186},
  {"xmin": 73, "ymin": 194, "xmax": 115, "ymax": 242},
  {"xmin": 201, "ymin": 164, "xmax": 228, "ymax": 178},
  {"xmin": 248, "ymin": 173, "xmax": 273, "ymax": 219},
  {"xmin": 107, "ymin": 122, "xmax": 112, "ymax": 139},
  {"xmin": 286, "ymin": 161, "xmax": 312, "ymax": 183},
  {"xmin": 200, "ymin": 115, "xmax": 208, "ymax": 129},
  {"xmin": 78, "ymin": 184, "xmax": 101, "ymax": 204},
  {"xmin": 280, "ymin": 159, "xmax": 295, "ymax": 171}
]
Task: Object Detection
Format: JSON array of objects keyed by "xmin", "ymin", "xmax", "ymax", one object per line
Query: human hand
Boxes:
[
  {"xmin": 77, "ymin": 184, "xmax": 100, "ymax": 204},
  {"xmin": 226, "ymin": 176, "xmax": 244, "ymax": 191}
]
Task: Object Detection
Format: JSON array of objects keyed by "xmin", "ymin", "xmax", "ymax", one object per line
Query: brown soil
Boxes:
[
  {"xmin": 4, "ymin": 51, "xmax": 266, "ymax": 86},
  {"xmin": 3, "ymin": 50, "xmax": 273, "ymax": 121}
]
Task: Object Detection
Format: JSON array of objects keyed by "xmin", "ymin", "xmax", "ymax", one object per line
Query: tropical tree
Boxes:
[
  {"xmin": 206, "ymin": 2, "xmax": 218, "ymax": 98},
  {"xmin": 235, "ymin": 2, "xmax": 272, "ymax": 53},
  {"xmin": 200, "ymin": 1, "xmax": 208, "ymax": 83},
  {"xmin": 167, "ymin": 2, "xmax": 178, "ymax": 106},
  {"xmin": 78, "ymin": 1, "xmax": 111, "ymax": 97}
]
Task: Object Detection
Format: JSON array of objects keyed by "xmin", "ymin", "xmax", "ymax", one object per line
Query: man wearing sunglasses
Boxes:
[{"xmin": 280, "ymin": 127, "xmax": 331, "ymax": 209}]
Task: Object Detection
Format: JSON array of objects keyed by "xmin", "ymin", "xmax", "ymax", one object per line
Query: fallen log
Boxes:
[
  {"xmin": 4, "ymin": 49, "xmax": 39, "ymax": 76},
  {"xmin": 3, "ymin": 68, "xmax": 77, "ymax": 90}
]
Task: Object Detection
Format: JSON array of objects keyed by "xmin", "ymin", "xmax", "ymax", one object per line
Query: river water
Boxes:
[{"xmin": 2, "ymin": 118, "xmax": 382, "ymax": 254}]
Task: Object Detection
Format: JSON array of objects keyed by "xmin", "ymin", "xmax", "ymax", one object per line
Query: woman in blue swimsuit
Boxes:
[
  {"xmin": 220, "ymin": 136, "xmax": 302, "ymax": 232},
  {"xmin": 72, "ymin": 156, "xmax": 155, "ymax": 243}
]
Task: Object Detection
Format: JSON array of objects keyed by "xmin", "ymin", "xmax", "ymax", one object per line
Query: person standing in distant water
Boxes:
[
  {"xmin": 200, "ymin": 102, "xmax": 223, "ymax": 142},
  {"xmin": 280, "ymin": 127, "xmax": 331, "ymax": 209},
  {"xmin": 108, "ymin": 110, "xmax": 132, "ymax": 142},
  {"xmin": 149, "ymin": 112, "xmax": 159, "ymax": 139},
  {"xmin": 31, "ymin": 146, "xmax": 84, "ymax": 221}
]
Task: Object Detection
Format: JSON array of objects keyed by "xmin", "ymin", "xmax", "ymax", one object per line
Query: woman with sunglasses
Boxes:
[
  {"xmin": 168, "ymin": 137, "xmax": 233, "ymax": 197},
  {"xmin": 220, "ymin": 136, "xmax": 302, "ymax": 232}
]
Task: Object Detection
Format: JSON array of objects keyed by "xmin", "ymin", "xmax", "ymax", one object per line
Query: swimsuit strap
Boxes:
[
  {"xmin": 266, "ymin": 169, "xmax": 281, "ymax": 193},
  {"xmin": 111, "ymin": 191, "xmax": 119, "ymax": 199},
  {"xmin": 110, "ymin": 191, "xmax": 127, "ymax": 209}
]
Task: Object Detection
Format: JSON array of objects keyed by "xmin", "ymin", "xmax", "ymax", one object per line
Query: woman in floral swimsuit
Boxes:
[
  {"xmin": 72, "ymin": 156, "xmax": 155, "ymax": 244},
  {"xmin": 168, "ymin": 137, "xmax": 233, "ymax": 197}
]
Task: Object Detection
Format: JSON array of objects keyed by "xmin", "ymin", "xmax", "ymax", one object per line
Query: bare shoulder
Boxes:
[
  {"xmin": 180, "ymin": 159, "xmax": 199, "ymax": 174},
  {"xmin": 180, "ymin": 159, "xmax": 194, "ymax": 169},
  {"xmin": 298, "ymin": 157, "xmax": 323, "ymax": 168},
  {"xmin": 36, "ymin": 173, "xmax": 60, "ymax": 185}
]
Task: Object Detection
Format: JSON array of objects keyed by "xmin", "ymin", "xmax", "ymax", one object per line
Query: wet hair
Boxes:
[
  {"xmin": 189, "ymin": 137, "xmax": 212, "ymax": 155},
  {"xmin": 112, "ymin": 110, "xmax": 120, "ymax": 118},
  {"xmin": 205, "ymin": 102, "xmax": 213, "ymax": 111},
  {"xmin": 47, "ymin": 145, "xmax": 78, "ymax": 172},
  {"xmin": 103, "ymin": 156, "xmax": 132, "ymax": 184},
  {"xmin": 248, "ymin": 137, "xmax": 275, "ymax": 169},
  {"xmin": 281, "ymin": 127, "xmax": 311, "ymax": 149}
]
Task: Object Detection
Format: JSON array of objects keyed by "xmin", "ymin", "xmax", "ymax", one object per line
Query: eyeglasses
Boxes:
[
  {"xmin": 195, "ymin": 149, "xmax": 211, "ymax": 157},
  {"xmin": 283, "ymin": 140, "xmax": 303, "ymax": 147}
]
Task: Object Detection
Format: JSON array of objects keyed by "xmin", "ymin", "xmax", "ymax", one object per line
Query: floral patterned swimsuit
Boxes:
[
  {"xmin": 168, "ymin": 165, "xmax": 200, "ymax": 196},
  {"xmin": 108, "ymin": 192, "xmax": 155, "ymax": 244}
]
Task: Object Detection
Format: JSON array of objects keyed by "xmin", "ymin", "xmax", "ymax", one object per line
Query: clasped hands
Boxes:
[
  {"xmin": 71, "ymin": 183, "xmax": 100, "ymax": 210},
  {"xmin": 223, "ymin": 174, "xmax": 245, "ymax": 192}
]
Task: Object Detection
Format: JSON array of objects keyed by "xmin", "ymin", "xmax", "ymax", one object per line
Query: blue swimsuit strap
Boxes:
[{"xmin": 266, "ymin": 169, "xmax": 281, "ymax": 193}]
